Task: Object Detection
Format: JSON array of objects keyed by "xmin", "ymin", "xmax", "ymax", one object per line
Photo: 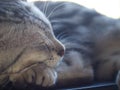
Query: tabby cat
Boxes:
[
  {"xmin": 35, "ymin": 1, "xmax": 120, "ymax": 88},
  {"xmin": 0, "ymin": 0, "xmax": 120, "ymax": 89},
  {"xmin": 0, "ymin": 0, "xmax": 64, "ymax": 88}
]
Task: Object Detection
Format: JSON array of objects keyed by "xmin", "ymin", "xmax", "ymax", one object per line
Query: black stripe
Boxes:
[{"xmin": 1, "ymin": 48, "xmax": 26, "ymax": 74}]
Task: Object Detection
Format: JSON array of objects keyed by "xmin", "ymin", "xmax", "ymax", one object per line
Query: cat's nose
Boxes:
[
  {"xmin": 53, "ymin": 38, "xmax": 65, "ymax": 57},
  {"xmin": 57, "ymin": 48, "xmax": 65, "ymax": 57}
]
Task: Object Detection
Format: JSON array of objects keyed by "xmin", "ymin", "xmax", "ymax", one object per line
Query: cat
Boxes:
[
  {"xmin": 0, "ymin": 0, "xmax": 64, "ymax": 88},
  {"xmin": 34, "ymin": 1, "xmax": 120, "ymax": 88},
  {"xmin": 0, "ymin": 0, "xmax": 120, "ymax": 89}
]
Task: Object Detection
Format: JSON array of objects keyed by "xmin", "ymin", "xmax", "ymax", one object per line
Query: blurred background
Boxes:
[{"xmin": 28, "ymin": 0, "xmax": 120, "ymax": 19}]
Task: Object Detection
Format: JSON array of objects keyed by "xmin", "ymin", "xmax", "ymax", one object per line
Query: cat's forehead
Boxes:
[
  {"xmin": 0, "ymin": 0, "xmax": 52, "ymax": 30},
  {"xmin": 0, "ymin": 0, "xmax": 54, "ymax": 50},
  {"xmin": 21, "ymin": 1, "xmax": 52, "ymax": 30}
]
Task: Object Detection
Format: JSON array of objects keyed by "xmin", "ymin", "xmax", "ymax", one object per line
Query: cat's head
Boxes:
[{"xmin": 0, "ymin": 0, "xmax": 64, "ymax": 80}]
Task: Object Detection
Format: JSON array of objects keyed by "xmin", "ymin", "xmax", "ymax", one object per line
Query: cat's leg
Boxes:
[
  {"xmin": 94, "ymin": 59, "xmax": 117, "ymax": 81},
  {"xmin": 56, "ymin": 51, "xmax": 94, "ymax": 86},
  {"xmin": 9, "ymin": 63, "xmax": 57, "ymax": 88},
  {"xmin": 94, "ymin": 56, "xmax": 120, "ymax": 89}
]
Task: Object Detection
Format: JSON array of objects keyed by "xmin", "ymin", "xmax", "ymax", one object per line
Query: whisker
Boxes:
[
  {"xmin": 43, "ymin": 1, "xmax": 47, "ymax": 14},
  {"xmin": 44, "ymin": 1, "xmax": 49, "ymax": 15},
  {"xmin": 43, "ymin": 1, "xmax": 49, "ymax": 15},
  {"xmin": 47, "ymin": 3, "xmax": 65, "ymax": 18}
]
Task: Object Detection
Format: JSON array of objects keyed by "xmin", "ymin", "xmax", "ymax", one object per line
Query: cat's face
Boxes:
[{"xmin": 0, "ymin": 0, "xmax": 64, "ymax": 78}]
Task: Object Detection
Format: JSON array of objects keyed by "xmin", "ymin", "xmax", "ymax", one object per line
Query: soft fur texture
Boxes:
[
  {"xmin": 35, "ymin": 1, "xmax": 120, "ymax": 88},
  {"xmin": 0, "ymin": 0, "xmax": 120, "ymax": 89},
  {"xmin": 0, "ymin": 0, "xmax": 64, "ymax": 88}
]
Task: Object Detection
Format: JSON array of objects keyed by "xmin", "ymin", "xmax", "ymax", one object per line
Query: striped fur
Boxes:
[
  {"xmin": 35, "ymin": 1, "xmax": 120, "ymax": 88},
  {"xmin": 0, "ymin": 0, "xmax": 64, "ymax": 88}
]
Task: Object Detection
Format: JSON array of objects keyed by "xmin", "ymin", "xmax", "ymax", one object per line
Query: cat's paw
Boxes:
[
  {"xmin": 9, "ymin": 64, "xmax": 57, "ymax": 87},
  {"xmin": 35, "ymin": 67, "xmax": 57, "ymax": 87}
]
